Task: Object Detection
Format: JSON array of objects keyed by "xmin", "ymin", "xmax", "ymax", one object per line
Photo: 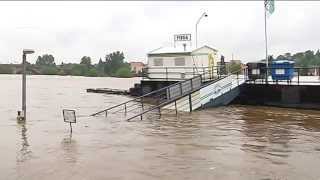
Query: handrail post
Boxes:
[
  {"xmin": 124, "ymin": 103, "xmax": 127, "ymax": 114},
  {"xmin": 141, "ymin": 97, "xmax": 144, "ymax": 110},
  {"xmin": 203, "ymin": 67, "xmax": 205, "ymax": 80},
  {"xmin": 298, "ymin": 68, "xmax": 300, "ymax": 85},
  {"xmin": 188, "ymin": 94, "xmax": 192, "ymax": 112},
  {"xmin": 190, "ymin": 78, "xmax": 193, "ymax": 90},
  {"xmin": 106, "ymin": 110, "xmax": 108, "ymax": 117},
  {"xmin": 193, "ymin": 67, "xmax": 195, "ymax": 77},
  {"xmin": 166, "ymin": 67, "xmax": 168, "ymax": 81},
  {"xmin": 237, "ymin": 72, "xmax": 239, "ymax": 85},
  {"xmin": 174, "ymin": 101, "xmax": 178, "ymax": 115}
]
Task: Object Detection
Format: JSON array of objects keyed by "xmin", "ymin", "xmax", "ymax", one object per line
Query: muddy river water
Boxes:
[{"xmin": 0, "ymin": 75, "xmax": 320, "ymax": 180}]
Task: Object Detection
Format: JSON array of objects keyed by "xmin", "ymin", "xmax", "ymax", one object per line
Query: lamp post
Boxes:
[
  {"xmin": 195, "ymin": 12, "xmax": 208, "ymax": 48},
  {"xmin": 18, "ymin": 49, "xmax": 34, "ymax": 121}
]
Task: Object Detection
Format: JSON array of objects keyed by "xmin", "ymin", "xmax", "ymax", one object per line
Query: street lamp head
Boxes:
[
  {"xmin": 23, "ymin": 49, "xmax": 35, "ymax": 55},
  {"xmin": 204, "ymin": 13, "xmax": 208, "ymax": 17}
]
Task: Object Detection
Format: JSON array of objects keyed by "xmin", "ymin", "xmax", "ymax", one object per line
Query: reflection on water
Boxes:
[
  {"xmin": 61, "ymin": 133, "xmax": 78, "ymax": 164},
  {"xmin": 0, "ymin": 75, "xmax": 320, "ymax": 180},
  {"xmin": 16, "ymin": 121, "xmax": 32, "ymax": 163}
]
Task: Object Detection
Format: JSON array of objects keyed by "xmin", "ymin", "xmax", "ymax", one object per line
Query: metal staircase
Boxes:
[{"xmin": 91, "ymin": 67, "xmax": 248, "ymax": 121}]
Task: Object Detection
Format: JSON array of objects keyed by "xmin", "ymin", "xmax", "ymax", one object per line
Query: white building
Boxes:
[{"xmin": 146, "ymin": 45, "xmax": 219, "ymax": 80}]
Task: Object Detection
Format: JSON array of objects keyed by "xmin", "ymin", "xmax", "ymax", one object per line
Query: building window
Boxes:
[
  {"xmin": 153, "ymin": 58, "xmax": 163, "ymax": 66},
  {"xmin": 174, "ymin": 57, "xmax": 185, "ymax": 66}
]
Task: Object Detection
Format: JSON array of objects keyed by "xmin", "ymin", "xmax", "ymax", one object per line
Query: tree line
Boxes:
[
  {"xmin": 273, "ymin": 49, "xmax": 320, "ymax": 67},
  {"xmin": 0, "ymin": 51, "xmax": 133, "ymax": 78},
  {"xmin": 262, "ymin": 49, "xmax": 320, "ymax": 67}
]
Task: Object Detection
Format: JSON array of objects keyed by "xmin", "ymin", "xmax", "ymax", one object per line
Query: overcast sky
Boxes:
[{"xmin": 0, "ymin": 1, "xmax": 319, "ymax": 64}]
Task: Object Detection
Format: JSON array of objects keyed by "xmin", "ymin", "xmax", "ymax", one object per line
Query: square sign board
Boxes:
[
  {"xmin": 63, "ymin": 109, "xmax": 76, "ymax": 123},
  {"xmin": 174, "ymin": 34, "xmax": 191, "ymax": 41}
]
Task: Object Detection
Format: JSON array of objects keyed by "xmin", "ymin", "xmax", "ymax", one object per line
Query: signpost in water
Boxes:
[{"xmin": 63, "ymin": 109, "xmax": 76, "ymax": 133}]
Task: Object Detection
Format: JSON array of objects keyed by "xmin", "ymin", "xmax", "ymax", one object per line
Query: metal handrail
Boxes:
[
  {"xmin": 91, "ymin": 66, "xmax": 222, "ymax": 116},
  {"xmin": 125, "ymin": 67, "xmax": 247, "ymax": 121},
  {"xmin": 91, "ymin": 73, "xmax": 203, "ymax": 116}
]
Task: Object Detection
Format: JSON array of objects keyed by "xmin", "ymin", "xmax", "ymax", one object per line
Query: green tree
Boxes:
[
  {"xmin": 80, "ymin": 56, "xmax": 92, "ymax": 67},
  {"xmin": 228, "ymin": 62, "xmax": 241, "ymax": 73},
  {"xmin": 115, "ymin": 66, "xmax": 132, "ymax": 78},
  {"xmin": 104, "ymin": 51, "xmax": 125, "ymax": 75},
  {"xmin": 36, "ymin": 54, "xmax": 56, "ymax": 66},
  {"xmin": 86, "ymin": 68, "xmax": 98, "ymax": 77},
  {"xmin": 41, "ymin": 66, "xmax": 59, "ymax": 75}
]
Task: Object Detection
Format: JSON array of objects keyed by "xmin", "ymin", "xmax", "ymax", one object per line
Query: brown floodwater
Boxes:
[{"xmin": 0, "ymin": 74, "xmax": 320, "ymax": 180}]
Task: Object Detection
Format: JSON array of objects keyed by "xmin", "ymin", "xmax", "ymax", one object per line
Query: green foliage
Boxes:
[
  {"xmin": 228, "ymin": 62, "xmax": 241, "ymax": 73},
  {"xmin": 41, "ymin": 66, "xmax": 59, "ymax": 75},
  {"xmin": 0, "ymin": 51, "xmax": 134, "ymax": 78},
  {"xmin": 0, "ymin": 65, "xmax": 13, "ymax": 74},
  {"xmin": 276, "ymin": 49, "xmax": 320, "ymax": 67},
  {"xmin": 70, "ymin": 64, "xmax": 88, "ymax": 76},
  {"xmin": 115, "ymin": 66, "xmax": 132, "ymax": 78},
  {"xmin": 36, "ymin": 54, "xmax": 56, "ymax": 66},
  {"xmin": 80, "ymin": 56, "xmax": 92, "ymax": 67},
  {"xmin": 86, "ymin": 68, "xmax": 98, "ymax": 77},
  {"xmin": 104, "ymin": 51, "xmax": 125, "ymax": 75}
]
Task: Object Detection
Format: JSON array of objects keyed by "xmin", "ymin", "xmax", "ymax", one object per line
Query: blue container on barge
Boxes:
[{"xmin": 271, "ymin": 60, "xmax": 295, "ymax": 81}]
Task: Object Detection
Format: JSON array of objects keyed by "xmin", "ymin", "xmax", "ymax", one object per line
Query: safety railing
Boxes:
[
  {"xmin": 246, "ymin": 66, "xmax": 320, "ymax": 85},
  {"xmin": 158, "ymin": 70, "xmax": 248, "ymax": 116},
  {"xmin": 125, "ymin": 67, "xmax": 248, "ymax": 121},
  {"xmin": 91, "ymin": 72, "xmax": 207, "ymax": 117},
  {"xmin": 91, "ymin": 66, "xmax": 247, "ymax": 121},
  {"xmin": 142, "ymin": 66, "xmax": 229, "ymax": 81}
]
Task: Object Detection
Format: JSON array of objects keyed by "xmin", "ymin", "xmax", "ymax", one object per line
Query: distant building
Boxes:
[{"xmin": 129, "ymin": 62, "xmax": 145, "ymax": 74}]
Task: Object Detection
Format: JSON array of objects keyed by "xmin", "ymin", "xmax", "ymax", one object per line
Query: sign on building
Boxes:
[{"xmin": 174, "ymin": 34, "xmax": 192, "ymax": 41}]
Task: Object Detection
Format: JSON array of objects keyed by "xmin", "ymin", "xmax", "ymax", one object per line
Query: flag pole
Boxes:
[{"xmin": 264, "ymin": 0, "xmax": 269, "ymax": 83}]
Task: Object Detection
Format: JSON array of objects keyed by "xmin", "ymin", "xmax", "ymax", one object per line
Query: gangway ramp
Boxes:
[{"xmin": 91, "ymin": 68, "xmax": 247, "ymax": 121}]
